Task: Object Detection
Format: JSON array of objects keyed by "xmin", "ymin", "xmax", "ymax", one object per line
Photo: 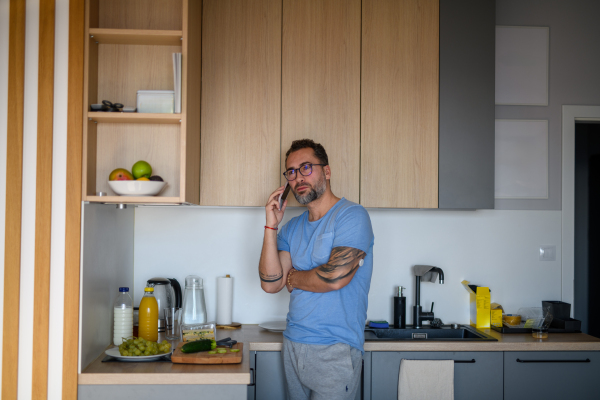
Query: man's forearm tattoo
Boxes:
[
  {"xmin": 316, "ymin": 247, "xmax": 366, "ymax": 284},
  {"xmin": 260, "ymin": 271, "xmax": 283, "ymax": 283}
]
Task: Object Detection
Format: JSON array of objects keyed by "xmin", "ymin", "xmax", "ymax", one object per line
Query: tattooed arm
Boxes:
[
  {"xmin": 286, "ymin": 246, "xmax": 366, "ymax": 293},
  {"xmin": 258, "ymin": 222, "xmax": 292, "ymax": 293}
]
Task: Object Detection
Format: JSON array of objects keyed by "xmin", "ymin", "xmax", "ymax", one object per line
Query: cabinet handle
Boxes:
[
  {"xmin": 248, "ymin": 367, "xmax": 255, "ymax": 387},
  {"xmin": 404, "ymin": 359, "xmax": 475, "ymax": 363},
  {"xmin": 516, "ymin": 358, "xmax": 591, "ymax": 363}
]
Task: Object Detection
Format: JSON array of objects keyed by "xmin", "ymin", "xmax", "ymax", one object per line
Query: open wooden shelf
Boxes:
[
  {"xmin": 89, "ymin": 28, "xmax": 183, "ymax": 46},
  {"xmin": 87, "ymin": 112, "xmax": 181, "ymax": 124},
  {"xmin": 82, "ymin": 0, "xmax": 200, "ymax": 205},
  {"xmin": 86, "ymin": 195, "xmax": 182, "ymax": 204}
]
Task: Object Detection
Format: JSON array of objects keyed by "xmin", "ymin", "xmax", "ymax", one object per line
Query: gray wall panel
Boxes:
[
  {"xmin": 496, "ymin": 0, "xmax": 600, "ymax": 210},
  {"xmin": 80, "ymin": 203, "xmax": 134, "ymax": 371},
  {"xmin": 439, "ymin": 0, "xmax": 496, "ymax": 209}
]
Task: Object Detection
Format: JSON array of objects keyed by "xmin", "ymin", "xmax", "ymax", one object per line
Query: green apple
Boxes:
[
  {"xmin": 131, "ymin": 160, "xmax": 152, "ymax": 179},
  {"xmin": 108, "ymin": 168, "xmax": 134, "ymax": 181}
]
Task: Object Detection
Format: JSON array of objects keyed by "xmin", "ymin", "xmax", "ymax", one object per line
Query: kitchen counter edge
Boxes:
[{"xmin": 79, "ymin": 325, "xmax": 600, "ymax": 385}]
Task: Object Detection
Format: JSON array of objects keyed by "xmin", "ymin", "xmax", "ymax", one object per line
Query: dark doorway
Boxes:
[{"xmin": 575, "ymin": 122, "xmax": 600, "ymax": 338}]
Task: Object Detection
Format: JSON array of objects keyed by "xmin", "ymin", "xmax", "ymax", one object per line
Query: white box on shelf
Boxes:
[{"xmin": 136, "ymin": 90, "xmax": 174, "ymax": 113}]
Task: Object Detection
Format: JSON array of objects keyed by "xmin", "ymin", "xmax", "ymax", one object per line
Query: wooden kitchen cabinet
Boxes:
[
  {"xmin": 370, "ymin": 351, "xmax": 503, "ymax": 400},
  {"xmin": 360, "ymin": 0, "xmax": 439, "ymax": 208},
  {"xmin": 200, "ymin": 0, "xmax": 282, "ymax": 206},
  {"xmin": 281, "ymin": 0, "xmax": 361, "ymax": 205},
  {"xmin": 82, "ymin": 0, "xmax": 201, "ymax": 204},
  {"xmin": 504, "ymin": 351, "xmax": 600, "ymax": 399}
]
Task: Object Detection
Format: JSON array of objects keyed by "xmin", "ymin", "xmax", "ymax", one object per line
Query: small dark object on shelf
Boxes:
[
  {"xmin": 149, "ymin": 175, "xmax": 164, "ymax": 182},
  {"xmin": 90, "ymin": 103, "xmax": 110, "ymax": 112},
  {"xmin": 102, "ymin": 100, "xmax": 124, "ymax": 112}
]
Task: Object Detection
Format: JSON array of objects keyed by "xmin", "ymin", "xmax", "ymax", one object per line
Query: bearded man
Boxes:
[{"xmin": 258, "ymin": 138, "xmax": 375, "ymax": 400}]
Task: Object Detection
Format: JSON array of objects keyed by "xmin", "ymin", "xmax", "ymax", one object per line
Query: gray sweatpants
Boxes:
[{"xmin": 281, "ymin": 336, "xmax": 362, "ymax": 400}]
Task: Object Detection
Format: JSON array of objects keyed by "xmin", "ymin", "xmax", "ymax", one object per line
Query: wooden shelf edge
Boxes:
[
  {"xmin": 87, "ymin": 112, "xmax": 182, "ymax": 124},
  {"xmin": 85, "ymin": 196, "xmax": 182, "ymax": 204},
  {"xmin": 89, "ymin": 28, "xmax": 183, "ymax": 46}
]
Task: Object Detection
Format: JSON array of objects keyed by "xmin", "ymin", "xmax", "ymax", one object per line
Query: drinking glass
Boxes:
[{"xmin": 165, "ymin": 307, "xmax": 182, "ymax": 340}]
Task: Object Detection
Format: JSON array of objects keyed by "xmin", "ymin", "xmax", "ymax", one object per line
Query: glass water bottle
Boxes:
[{"xmin": 180, "ymin": 275, "xmax": 208, "ymax": 339}]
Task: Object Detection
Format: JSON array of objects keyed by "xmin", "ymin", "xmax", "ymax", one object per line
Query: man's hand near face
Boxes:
[{"xmin": 258, "ymin": 186, "xmax": 293, "ymax": 294}]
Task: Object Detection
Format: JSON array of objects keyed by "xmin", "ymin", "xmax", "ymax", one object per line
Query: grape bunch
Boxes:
[{"xmin": 118, "ymin": 337, "xmax": 172, "ymax": 356}]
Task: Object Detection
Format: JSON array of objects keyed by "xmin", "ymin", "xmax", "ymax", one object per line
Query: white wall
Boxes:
[
  {"xmin": 48, "ymin": 1, "xmax": 69, "ymax": 398},
  {"xmin": 134, "ymin": 207, "xmax": 562, "ymax": 325}
]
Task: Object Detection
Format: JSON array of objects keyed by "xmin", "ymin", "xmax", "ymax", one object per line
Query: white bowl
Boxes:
[{"xmin": 108, "ymin": 180, "xmax": 167, "ymax": 196}]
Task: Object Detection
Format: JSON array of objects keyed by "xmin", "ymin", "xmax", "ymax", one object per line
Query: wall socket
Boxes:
[{"xmin": 539, "ymin": 245, "xmax": 556, "ymax": 261}]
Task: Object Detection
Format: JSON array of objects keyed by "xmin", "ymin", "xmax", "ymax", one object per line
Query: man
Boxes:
[{"xmin": 259, "ymin": 139, "xmax": 374, "ymax": 400}]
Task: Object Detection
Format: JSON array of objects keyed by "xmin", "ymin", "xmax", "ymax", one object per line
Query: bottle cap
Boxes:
[
  {"xmin": 185, "ymin": 275, "xmax": 203, "ymax": 288},
  {"xmin": 119, "ymin": 287, "xmax": 129, "ymax": 292},
  {"xmin": 144, "ymin": 287, "xmax": 154, "ymax": 292}
]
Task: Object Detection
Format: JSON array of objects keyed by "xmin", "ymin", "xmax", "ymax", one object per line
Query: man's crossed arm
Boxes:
[{"xmin": 285, "ymin": 246, "xmax": 366, "ymax": 293}]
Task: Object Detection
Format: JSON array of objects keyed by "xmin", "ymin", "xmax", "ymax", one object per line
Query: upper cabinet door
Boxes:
[
  {"xmin": 282, "ymin": 0, "xmax": 361, "ymax": 205},
  {"xmin": 361, "ymin": 0, "xmax": 439, "ymax": 208},
  {"xmin": 438, "ymin": 0, "xmax": 495, "ymax": 209},
  {"xmin": 201, "ymin": 0, "xmax": 282, "ymax": 206}
]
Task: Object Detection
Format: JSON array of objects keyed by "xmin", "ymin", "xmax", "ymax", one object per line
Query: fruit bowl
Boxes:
[{"xmin": 108, "ymin": 180, "xmax": 167, "ymax": 196}]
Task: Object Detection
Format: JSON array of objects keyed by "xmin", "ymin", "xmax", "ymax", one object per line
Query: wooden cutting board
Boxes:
[{"xmin": 171, "ymin": 342, "xmax": 243, "ymax": 364}]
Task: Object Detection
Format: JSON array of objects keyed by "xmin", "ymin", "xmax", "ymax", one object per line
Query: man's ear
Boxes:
[{"xmin": 324, "ymin": 165, "xmax": 331, "ymax": 179}]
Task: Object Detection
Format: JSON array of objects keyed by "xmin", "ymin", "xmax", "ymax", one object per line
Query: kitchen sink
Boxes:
[{"xmin": 364, "ymin": 325, "xmax": 497, "ymax": 341}]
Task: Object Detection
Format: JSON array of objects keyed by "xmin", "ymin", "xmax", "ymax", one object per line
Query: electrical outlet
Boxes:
[{"xmin": 539, "ymin": 245, "xmax": 556, "ymax": 261}]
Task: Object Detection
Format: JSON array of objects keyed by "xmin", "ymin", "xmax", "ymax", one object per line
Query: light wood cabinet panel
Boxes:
[
  {"xmin": 97, "ymin": 0, "xmax": 183, "ymax": 30},
  {"xmin": 361, "ymin": 0, "xmax": 439, "ymax": 208},
  {"xmin": 97, "ymin": 44, "xmax": 180, "ymax": 107},
  {"xmin": 281, "ymin": 0, "xmax": 361, "ymax": 205},
  {"xmin": 201, "ymin": 0, "xmax": 282, "ymax": 206}
]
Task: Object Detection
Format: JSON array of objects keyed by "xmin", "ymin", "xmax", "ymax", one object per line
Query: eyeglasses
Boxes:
[{"xmin": 283, "ymin": 163, "xmax": 327, "ymax": 181}]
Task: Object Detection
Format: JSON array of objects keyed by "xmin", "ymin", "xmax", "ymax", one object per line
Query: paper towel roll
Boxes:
[{"xmin": 216, "ymin": 275, "xmax": 233, "ymax": 325}]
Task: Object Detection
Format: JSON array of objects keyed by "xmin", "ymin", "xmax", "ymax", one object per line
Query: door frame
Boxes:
[{"xmin": 561, "ymin": 105, "xmax": 600, "ymax": 315}]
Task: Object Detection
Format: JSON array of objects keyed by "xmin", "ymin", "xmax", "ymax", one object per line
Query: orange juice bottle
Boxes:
[{"xmin": 138, "ymin": 287, "xmax": 158, "ymax": 342}]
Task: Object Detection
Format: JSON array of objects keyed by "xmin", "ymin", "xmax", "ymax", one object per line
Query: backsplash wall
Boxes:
[{"xmin": 132, "ymin": 206, "xmax": 561, "ymax": 326}]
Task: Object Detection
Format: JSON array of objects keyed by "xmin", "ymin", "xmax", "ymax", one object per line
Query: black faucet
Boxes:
[{"xmin": 412, "ymin": 267, "xmax": 444, "ymax": 329}]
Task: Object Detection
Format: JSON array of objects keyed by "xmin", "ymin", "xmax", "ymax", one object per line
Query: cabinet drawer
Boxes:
[
  {"xmin": 371, "ymin": 352, "xmax": 503, "ymax": 400},
  {"xmin": 504, "ymin": 351, "xmax": 600, "ymax": 399}
]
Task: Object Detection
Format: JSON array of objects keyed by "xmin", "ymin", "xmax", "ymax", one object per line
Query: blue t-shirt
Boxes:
[{"xmin": 277, "ymin": 198, "xmax": 374, "ymax": 352}]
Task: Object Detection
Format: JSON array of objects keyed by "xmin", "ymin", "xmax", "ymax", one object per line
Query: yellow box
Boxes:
[
  {"xmin": 490, "ymin": 303, "xmax": 504, "ymax": 328},
  {"xmin": 461, "ymin": 280, "xmax": 491, "ymax": 329}
]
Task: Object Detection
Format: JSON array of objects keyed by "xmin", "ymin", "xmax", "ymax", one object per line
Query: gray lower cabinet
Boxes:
[
  {"xmin": 504, "ymin": 351, "xmax": 600, "ymax": 399},
  {"xmin": 250, "ymin": 351, "xmax": 366, "ymax": 400},
  {"xmin": 370, "ymin": 352, "xmax": 503, "ymax": 400}
]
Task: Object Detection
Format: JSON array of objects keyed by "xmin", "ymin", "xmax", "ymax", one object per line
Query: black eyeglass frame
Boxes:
[{"xmin": 282, "ymin": 163, "xmax": 327, "ymax": 181}]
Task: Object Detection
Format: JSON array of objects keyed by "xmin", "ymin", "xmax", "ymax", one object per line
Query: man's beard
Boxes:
[{"xmin": 293, "ymin": 173, "xmax": 327, "ymax": 205}]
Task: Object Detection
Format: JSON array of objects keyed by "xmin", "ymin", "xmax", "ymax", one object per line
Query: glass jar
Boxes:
[{"xmin": 179, "ymin": 275, "xmax": 210, "ymax": 341}]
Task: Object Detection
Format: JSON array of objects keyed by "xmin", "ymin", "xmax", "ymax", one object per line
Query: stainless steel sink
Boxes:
[{"xmin": 364, "ymin": 325, "xmax": 497, "ymax": 341}]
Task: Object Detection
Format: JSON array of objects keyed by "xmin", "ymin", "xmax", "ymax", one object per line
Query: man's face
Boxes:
[{"xmin": 285, "ymin": 148, "xmax": 328, "ymax": 205}]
